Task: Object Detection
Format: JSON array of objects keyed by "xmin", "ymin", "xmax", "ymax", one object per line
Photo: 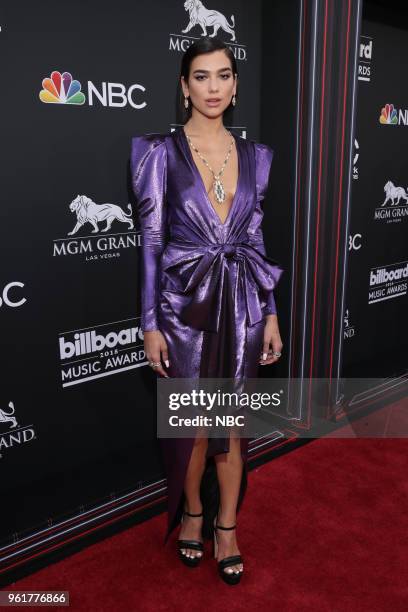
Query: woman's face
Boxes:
[{"xmin": 181, "ymin": 49, "xmax": 237, "ymax": 117}]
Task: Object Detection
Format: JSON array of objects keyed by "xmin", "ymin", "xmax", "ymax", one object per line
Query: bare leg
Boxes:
[
  {"xmin": 178, "ymin": 432, "xmax": 208, "ymax": 559},
  {"xmin": 213, "ymin": 434, "xmax": 244, "ymax": 574}
]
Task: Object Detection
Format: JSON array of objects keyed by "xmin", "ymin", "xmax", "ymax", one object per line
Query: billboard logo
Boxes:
[
  {"xmin": 359, "ymin": 39, "xmax": 372, "ymax": 60},
  {"xmin": 58, "ymin": 318, "xmax": 147, "ymax": 387},
  {"xmin": 358, "ymin": 36, "xmax": 373, "ymax": 82},
  {"xmin": 368, "ymin": 261, "xmax": 408, "ymax": 304}
]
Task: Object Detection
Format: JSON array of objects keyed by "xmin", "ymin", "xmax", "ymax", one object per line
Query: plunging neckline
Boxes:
[{"xmin": 179, "ymin": 125, "xmax": 242, "ymax": 227}]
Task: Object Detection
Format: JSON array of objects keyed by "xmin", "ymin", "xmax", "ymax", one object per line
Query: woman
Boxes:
[{"xmin": 130, "ymin": 37, "xmax": 284, "ymax": 585}]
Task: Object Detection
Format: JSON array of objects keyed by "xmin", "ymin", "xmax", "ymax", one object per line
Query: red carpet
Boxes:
[{"xmin": 7, "ymin": 438, "xmax": 408, "ymax": 611}]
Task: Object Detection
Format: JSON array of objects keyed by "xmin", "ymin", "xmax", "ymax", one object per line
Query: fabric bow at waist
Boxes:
[{"xmin": 160, "ymin": 241, "xmax": 283, "ymax": 333}]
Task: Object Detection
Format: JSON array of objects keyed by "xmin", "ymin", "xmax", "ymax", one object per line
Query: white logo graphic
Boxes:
[
  {"xmin": 87, "ymin": 82, "xmax": 146, "ymax": 109},
  {"xmin": 53, "ymin": 195, "xmax": 139, "ymax": 261},
  {"xmin": 0, "ymin": 401, "xmax": 36, "ymax": 459},
  {"xmin": 0, "ymin": 282, "xmax": 27, "ymax": 308},
  {"xmin": 374, "ymin": 181, "xmax": 408, "ymax": 223},
  {"xmin": 0, "ymin": 402, "xmax": 18, "ymax": 429},
  {"xmin": 360, "ymin": 39, "xmax": 372, "ymax": 59},
  {"xmin": 58, "ymin": 318, "xmax": 147, "ymax": 387},
  {"xmin": 169, "ymin": 2, "xmax": 246, "ymax": 60},
  {"xmin": 368, "ymin": 261, "xmax": 408, "ymax": 304},
  {"xmin": 358, "ymin": 36, "xmax": 373, "ymax": 82},
  {"xmin": 182, "ymin": 0, "xmax": 236, "ymax": 41},
  {"xmin": 68, "ymin": 195, "xmax": 134, "ymax": 235},
  {"xmin": 381, "ymin": 181, "xmax": 408, "ymax": 206},
  {"xmin": 353, "ymin": 138, "xmax": 359, "ymax": 180},
  {"xmin": 343, "ymin": 308, "xmax": 356, "ymax": 339},
  {"xmin": 353, "ymin": 139, "xmax": 359, "ymax": 165},
  {"xmin": 349, "ymin": 233, "xmax": 362, "ymax": 251}
]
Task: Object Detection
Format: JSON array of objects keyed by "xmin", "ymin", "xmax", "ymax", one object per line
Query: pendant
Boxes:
[{"xmin": 213, "ymin": 178, "xmax": 225, "ymax": 204}]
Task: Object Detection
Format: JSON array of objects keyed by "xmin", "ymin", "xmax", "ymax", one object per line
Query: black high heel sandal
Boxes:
[
  {"xmin": 212, "ymin": 515, "xmax": 244, "ymax": 585},
  {"xmin": 177, "ymin": 510, "xmax": 204, "ymax": 568}
]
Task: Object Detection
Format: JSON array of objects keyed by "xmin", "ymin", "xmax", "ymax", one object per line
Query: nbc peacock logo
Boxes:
[
  {"xmin": 379, "ymin": 103, "xmax": 398, "ymax": 125},
  {"xmin": 39, "ymin": 70, "xmax": 86, "ymax": 105}
]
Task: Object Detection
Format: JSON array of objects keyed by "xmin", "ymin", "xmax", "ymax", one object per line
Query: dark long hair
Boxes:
[{"xmin": 178, "ymin": 37, "xmax": 238, "ymax": 124}]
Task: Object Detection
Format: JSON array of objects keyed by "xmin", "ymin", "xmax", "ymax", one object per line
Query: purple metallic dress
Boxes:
[{"xmin": 130, "ymin": 125, "xmax": 283, "ymax": 544}]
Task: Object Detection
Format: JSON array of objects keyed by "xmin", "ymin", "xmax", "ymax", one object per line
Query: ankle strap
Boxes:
[
  {"xmin": 216, "ymin": 523, "xmax": 236, "ymax": 530},
  {"xmin": 184, "ymin": 510, "xmax": 203, "ymax": 517}
]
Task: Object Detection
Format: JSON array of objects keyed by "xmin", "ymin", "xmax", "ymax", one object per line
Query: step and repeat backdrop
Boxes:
[
  {"xmin": 343, "ymin": 16, "xmax": 408, "ymax": 377},
  {"xmin": 2, "ymin": 0, "xmax": 405, "ymax": 552},
  {"xmin": 0, "ymin": 0, "xmax": 291, "ymax": 546}
]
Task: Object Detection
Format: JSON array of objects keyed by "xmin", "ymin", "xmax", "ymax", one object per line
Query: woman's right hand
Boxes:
[{"xmin": 143, "ymin": 330, "xmax": 170, "ymax": 377}]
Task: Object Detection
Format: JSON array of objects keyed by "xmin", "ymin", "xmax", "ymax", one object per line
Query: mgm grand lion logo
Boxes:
[
  {"xmin": 182, "ymin": 0, "xmax": 236, "ymax": 41},
  {"xmin": 381, "ymin": 181, "xmax": 408, "ymax": 207},
  {"xmin": 0, "ymin": 401, "xmax": 18, "ymax": 429},
  {"xmin": 68, "ymin": 195, "xmax": 134, "ymax": 235}
]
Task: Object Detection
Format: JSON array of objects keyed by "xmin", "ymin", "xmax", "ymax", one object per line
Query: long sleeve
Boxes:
[
  {"xmin": 130, "ymin": 134, "xmax": 167, "ymax": 331},
  {"xmin": 247, "ymin": 142, "xmax": 277, "ymax": 315}
]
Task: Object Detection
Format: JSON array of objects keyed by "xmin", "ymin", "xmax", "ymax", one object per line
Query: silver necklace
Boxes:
[{"xmin": 185, "ymin": 129, "xmax": 235, "ymax": 205}]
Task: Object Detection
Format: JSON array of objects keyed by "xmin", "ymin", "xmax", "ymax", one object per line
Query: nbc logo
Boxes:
[
  {"xmin": 379, "ymin": 103, "xmax": 397, "ymax": 125},
  {"xmin": 379, "ymin": 103, "xmax": 408, "ymax": 126},
  {"xmin": 39, "ymin": 71, "xmax": 85, "ymax": 105},
  {"xmin": 39, "ymin": 70, "xmax": 147, "ymax": 109}
]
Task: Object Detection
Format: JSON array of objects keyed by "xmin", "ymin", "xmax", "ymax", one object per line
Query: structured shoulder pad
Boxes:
[
  {"xmin": 253, "ymin": 141, "xmax": 274, "ymax": 203},
  {"xmin": 130, "ymin": 133, "xmax": 168, "ymax": 201}
]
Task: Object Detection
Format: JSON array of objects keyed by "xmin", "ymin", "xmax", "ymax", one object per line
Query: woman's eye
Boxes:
[{"xmin": 195, "ymin": 74, "xmax": 231, "ymax": 81}]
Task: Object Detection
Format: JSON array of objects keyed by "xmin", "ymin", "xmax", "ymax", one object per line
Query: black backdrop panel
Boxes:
[
  {"xmin": 2, "ymin": 0, "xmax": 405, "ymax": 550},
  {"xmin": 343, "ymin": 15, "xmax": 408, "ymax": 376},
  {"xmin": 1, "ymin": 0, "xmax": 294, "ymax": 544}
]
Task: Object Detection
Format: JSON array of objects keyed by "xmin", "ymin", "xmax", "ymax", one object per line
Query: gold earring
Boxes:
[
  {"xmin": 232, "ymin": 95, "xmax": 236, "ymax": 106},
  {"xmin": 184, "ymin": 96, "xmax": 189, "ymax": 109}
]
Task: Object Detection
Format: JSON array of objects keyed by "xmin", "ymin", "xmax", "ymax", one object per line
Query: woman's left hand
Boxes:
[{"xmin": 259, "ymin": 314, "xmax": 283, "ymax": 365}]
